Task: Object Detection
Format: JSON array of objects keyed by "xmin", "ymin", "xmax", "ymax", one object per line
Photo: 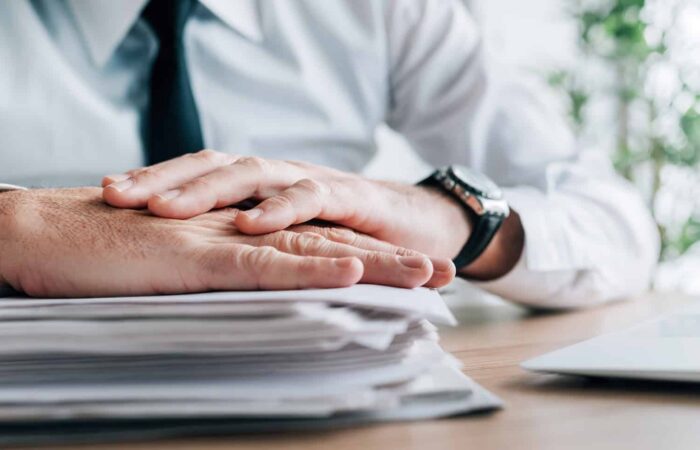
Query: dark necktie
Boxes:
[{"xmin": 142, "ymin": 0, "xmax": 203, "ymax": 165}]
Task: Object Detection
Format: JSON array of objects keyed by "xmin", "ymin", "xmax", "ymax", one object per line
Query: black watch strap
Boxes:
[
  {"xmin": 419, "ymin": 172, "xmax": 506, "ymax": 270},
  {"xmin": 453, "ymin": 213, "xmax": 503, "ymax": 269}
]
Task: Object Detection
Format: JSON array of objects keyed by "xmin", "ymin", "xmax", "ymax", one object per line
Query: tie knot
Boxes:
[{"xmin": 142, "ymin": 0, "xmax": 198, "ymax": 44}]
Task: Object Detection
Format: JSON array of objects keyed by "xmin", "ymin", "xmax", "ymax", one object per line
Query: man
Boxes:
[{"xmin": 0, "ymin": 0, "xmax": 658, "ymax": 307}]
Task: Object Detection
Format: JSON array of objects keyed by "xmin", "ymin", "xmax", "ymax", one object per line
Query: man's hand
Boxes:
[
  {"xmin": 0, "ymin": 188, "xmax": 454, "ymax": 297},
  {"xmin": 102, "ymin": 151, "xmax": 524, "ymax": 279},
  {"xmin": 102, "ymin": 151, "xmax": 472, "ymax": 260}
]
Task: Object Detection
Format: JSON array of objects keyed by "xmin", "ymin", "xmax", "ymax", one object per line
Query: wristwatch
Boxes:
[{"xmin": 419, "ymin": 165, "xmax": 509, "ymax": 270}]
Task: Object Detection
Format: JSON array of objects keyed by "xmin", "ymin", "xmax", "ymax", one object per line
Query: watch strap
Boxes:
[
  {"xmin": 418, "ymin": 171, "xmax": 505, "ymax": 270},
  {"xmin": 453, "ymin": 213, "xmax": 503, "ymax": 269}
]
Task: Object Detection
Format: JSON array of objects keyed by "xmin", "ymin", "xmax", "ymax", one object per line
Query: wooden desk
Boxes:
[{"xmin": 68, "ymin": 291, "xmax": 700, "ymax": 450}]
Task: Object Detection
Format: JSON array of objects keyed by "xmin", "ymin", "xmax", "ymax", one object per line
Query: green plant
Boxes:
[{"xmin": 548, "ymin": 0, "xmax": 700, "ymax": 259}]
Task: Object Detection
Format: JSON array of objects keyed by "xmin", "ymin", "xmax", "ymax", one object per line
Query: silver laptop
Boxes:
[{"xmin": 522, "ymin": 301, "xmax": 700, "ymax": 382}]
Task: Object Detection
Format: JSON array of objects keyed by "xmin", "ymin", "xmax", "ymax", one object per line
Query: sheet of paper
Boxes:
[
  {"xmin": 0, "ymin": 341, "xmax": 446, "ymax": 404},
  {"xmin": 0, "ymin": 312, "xmax": 429, "ymax": 355},
  {"xmin": 0, "ymin": 285, "xmax": 456, "ymax": 325},
  {"xmin": 0, "ymin": 367, "xmax": 501, "ymax": 447},
  {"xmin": 0, "ymin": 356, "xmax": 497, "ymax": 421}
]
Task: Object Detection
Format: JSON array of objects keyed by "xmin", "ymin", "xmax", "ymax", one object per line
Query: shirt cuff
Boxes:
[
  {"xmin": 502, "ymin": 186, "xmax": 591, "ymax": 272},
  {"xmin": 0, "ymin": 285, "xmax": 18, "ymax": 297},
  {"xmin": 0, "ymin": 183, "xmax": 27, "ymax": 193},
  {"xmin": 469, "ymin": 186, "xmax": 582, "ymax": 308},
  {"xmin": 470, "ymin": 246, "xmax": 578, "ymax": 308}
]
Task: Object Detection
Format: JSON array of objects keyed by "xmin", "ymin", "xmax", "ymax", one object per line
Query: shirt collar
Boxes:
[
  {"xmin": 201, "ymin": 0, "xmax": 263, "ymax": 42},
  {"xmin": 67, "ymin": 0, "xmax": 262, "ymax": 67}
]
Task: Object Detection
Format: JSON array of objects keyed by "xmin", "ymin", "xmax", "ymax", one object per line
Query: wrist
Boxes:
[
  {"xmin": 459, "ymin": 209, "xmax": 524, "ymax": 280},
  {"xmin": 0, "ymin": 190, "xmax": 29, "ymax": 287},
  {"xmin": 415, "ymin": 165, "xmax": 520, "ymax": 279},
  {"xmin": 0, "ymin": 194, "xmax": 12, "ymax": 286},
  {"xmin": 366, "ymin": 182, "xmax": 470, "ymax": 258},
  {"xmin": 421, "ymin": 186, "xmax": 472, "ymax": 258}
]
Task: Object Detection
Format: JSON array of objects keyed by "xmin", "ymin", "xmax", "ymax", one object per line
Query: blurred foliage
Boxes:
[
  {"xmin": 671, "ymin": 217, "xmax": 700, "ymax": 255},
  {"xmin": 549, "ymin": 0, "xmax": 700, "ymax": 260}
]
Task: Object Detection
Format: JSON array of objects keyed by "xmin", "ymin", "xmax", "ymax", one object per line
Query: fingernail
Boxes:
[
  {"xmin": 399, "ymin": 256, "xmax": 429, "ymax": 269},
  {"xmin": 430, "ymin": 258, "xmax": 455, "ymax": 273},
  {"xmin": 157, "ymin": 189, "xmax": 181, "ymax": 201},
  {"xmin": 243, "ymin": 208, "xmax": 263, "ymax": 220},
  {"xmin": 107, "ymin": 178, "xmax": 134, "ymax": 192},
  {"xmin": 106, "ymin": 174, "xmax": 130, "ymax": 183}
]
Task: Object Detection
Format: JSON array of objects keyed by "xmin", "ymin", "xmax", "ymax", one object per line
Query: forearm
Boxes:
[
  {"xmin": 0, "ymin": 186, "xmax": 29, "ymax": 291},
  {"xmin": 0, "ymin": 191, "xmax": 16, "ymax": 288},
  {"xmin": 413, "ymin": 160, "xmax": 657, "ymax": 308},
  {"xmin": 473, "ymin": 181, "xmax": 659, "ymax": 308}
]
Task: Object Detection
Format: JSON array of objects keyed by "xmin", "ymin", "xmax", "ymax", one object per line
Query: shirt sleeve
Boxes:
[
  {"xmin": 383, "ymin": 0, "xmax": 660, "ymax": 308},
  {"xmin": 0, "ymin": 184, "xmax": 27, "ymax": 192}
]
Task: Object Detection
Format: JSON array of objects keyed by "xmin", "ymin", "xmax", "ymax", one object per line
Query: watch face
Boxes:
[{"xmin": 449, "ymin": 166, "xmax": 503, "ymax": 199}]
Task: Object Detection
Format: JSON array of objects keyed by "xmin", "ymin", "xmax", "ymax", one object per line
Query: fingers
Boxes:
[
  {"xmin": 102, "ymin": 150, "xmax": 237, "ymax": 209},
  {"xmin": 289, "ymin": 225, "xmax": 456, "ymax": 288},
  {"xmin": 234, "ymin": 178, "xmax": 343, "ymax": 234},
  {"xmin": 147, "ymin": 157, "xmax": 304, "ymax": 219},
  {"xmin": 202, "ymin": 244, "xmax": 363, "ymax": 290},
  {"xmin": 256, "ymin": 231, "xmax": 434, "ymax": 289}
]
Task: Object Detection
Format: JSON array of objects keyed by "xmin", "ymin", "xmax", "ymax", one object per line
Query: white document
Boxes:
[
  {"xmin": 0, "ymin": 285, "xmax": 457, "ymax": 325},
  {"xmin": 0, "ymin": 284, "xmax": 499, "ymax": 446}
]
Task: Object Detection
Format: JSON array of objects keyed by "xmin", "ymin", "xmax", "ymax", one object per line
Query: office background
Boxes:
[{"xmin": 367, "ymin": 0, "xmax": 700, "ymax": 295}]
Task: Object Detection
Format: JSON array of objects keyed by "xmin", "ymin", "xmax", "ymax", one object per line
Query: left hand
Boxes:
[{"xmin": 102, "ymin": 150, "xmax": 471, "ymax": 263}]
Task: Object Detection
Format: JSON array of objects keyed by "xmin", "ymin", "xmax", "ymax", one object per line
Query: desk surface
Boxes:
[{"xmin": 68, "ymin": 290, "xmax": 700, "ymax": 450}]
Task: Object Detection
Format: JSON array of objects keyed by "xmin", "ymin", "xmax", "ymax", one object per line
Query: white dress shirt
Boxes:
[{"xmin": 0, "ymin": 0, "xmax": 659, "ymax": 307}]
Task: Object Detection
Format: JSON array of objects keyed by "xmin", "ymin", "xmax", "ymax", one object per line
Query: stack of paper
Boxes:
[{"xmin": 0, "ymin": 285, "xmax": 500, "ymax": 444}]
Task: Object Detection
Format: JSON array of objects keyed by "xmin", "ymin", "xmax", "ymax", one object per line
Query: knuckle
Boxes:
[
  {"xmin": 292, "ymin": 232, "xmax": 327, "ymax": 255},
  {"xmin": 133, "ymin": 166, "xmax": 162, "ymax": 183},
  {"xmin": 364, "ymin": 251, "xmax": 387, "ymax": 267},
  {"xmin": 170, "ymin": 230, "xmax": 198, "ymax": 249},
  {"xmin": 264, "ymin": 230, "xmax": 294, "ymax": 250},
  {"xmin": 184, "ymin": 176, "xmax": 214, "ymax": 192},
  {"xmin": 392, "ymin": 246, "xmax": 416, "ymax": 257},
  {"xmin": 297, "ymin": 178, "xmax": 328, "ymax": 199},
  {"xmin": 193, "ymin": 149, "xmax": 229, "ymax": 165},
  {"xmin": 241, "ymin": 245, "xmax": 278, "ymax": 273},
  {"xmin": 237, "ymin": 156, "xmax": 269, "ymax": 172},
  {"xmin": 285, "ymin": 224, "xmax": 322, "ymax": 235},
  {"xmin": 326, "ymin": 227, "xmax": 358, "ymax": 245},
  {"xmin": 266, "ymin": 194, "xmax": 295, "ymax": 210},
  {"xmin": 196, "ymin": 149, "xmax": 220, "ymax": 160}
]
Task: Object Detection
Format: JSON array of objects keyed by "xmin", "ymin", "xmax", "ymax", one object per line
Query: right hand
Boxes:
[{"xmin": 0, "ymin": 188, "xmax": 454, "ymax": 297}]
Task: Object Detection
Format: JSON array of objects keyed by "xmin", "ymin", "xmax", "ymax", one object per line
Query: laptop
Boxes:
[{"xmin": 522, "ymin": 301, "xmax": 700, "ymax": 382}]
